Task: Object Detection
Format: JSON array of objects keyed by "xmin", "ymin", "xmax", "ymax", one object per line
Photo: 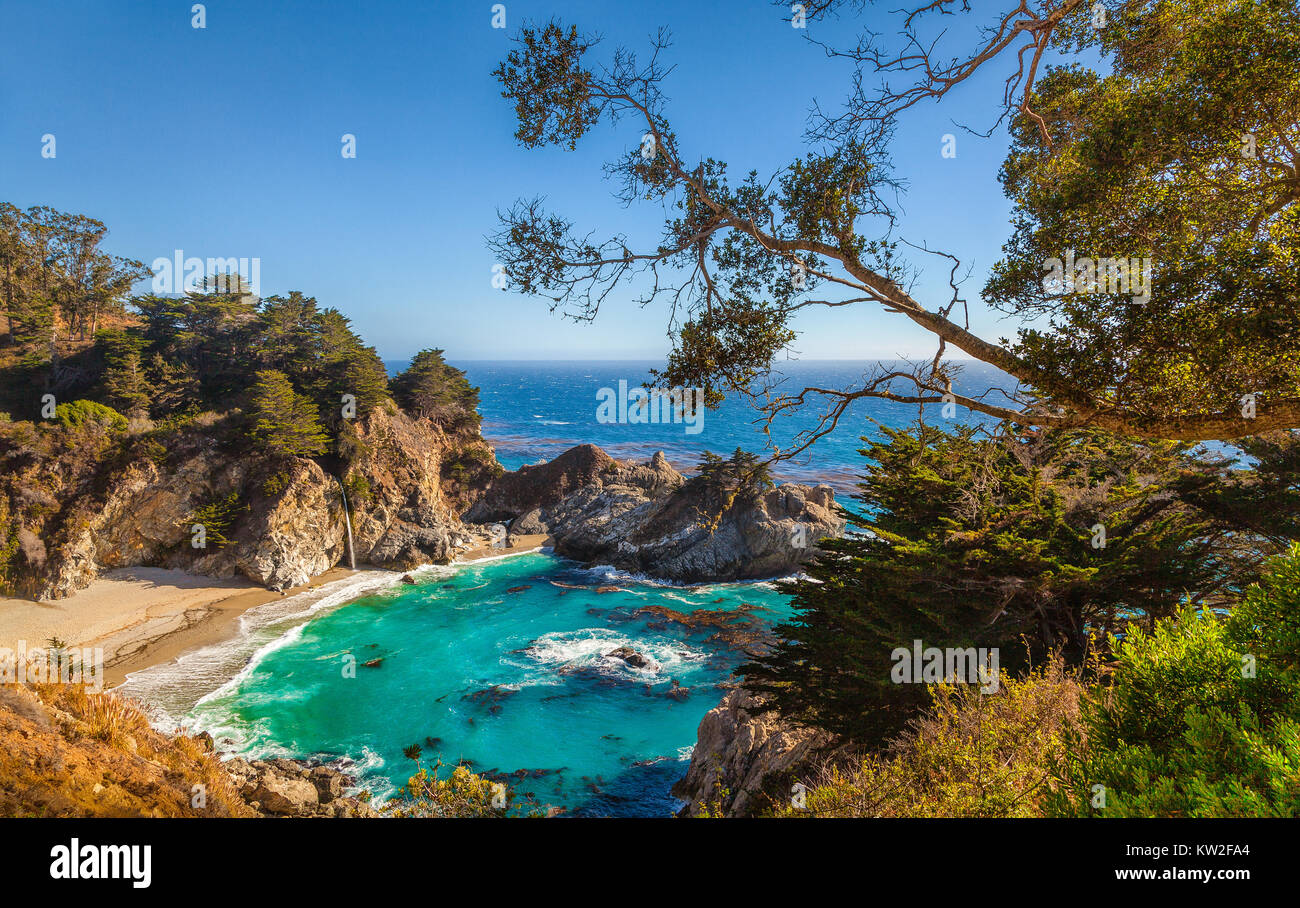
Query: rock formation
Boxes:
[
  {"xmin": 222, "ymin": 755, "xmax": 379, "ymax": 818},
  {"xmin": 467, "ymin": 444, "xmax": 844, "ymax": 582},
  {"xmin": 672, "ymin": 688, "xmax": 837, "ymax": 817},
  {"xmin": 2, "ymin": 405, "xmax": 496, "ymax": 600}
]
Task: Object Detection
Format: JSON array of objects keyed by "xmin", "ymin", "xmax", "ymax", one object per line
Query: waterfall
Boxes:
[{"xmin": 334, "ymin": 475, "xmax": 357, "ymax": 571}]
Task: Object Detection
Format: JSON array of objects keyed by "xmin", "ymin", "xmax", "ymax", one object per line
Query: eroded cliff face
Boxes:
[
  {"xmin": 467, "ymin": 444, "xmax": 845, "ymax": 582},
  {"xmin": 3, "ymin": 406, "xmax": 496, "ymax": 600},
  {"xmin": 672, "ymin": 689, "xmax": 837, "ymax": 817}
]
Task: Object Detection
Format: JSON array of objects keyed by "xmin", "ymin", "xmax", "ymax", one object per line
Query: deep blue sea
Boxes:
[
  {"xmin": 450, "ymin": 359, "xmax": 1012, "ymax": 491},
  {"xmin": 118, "ymin": 361, "xmax": 1011, "ymax": 816}
]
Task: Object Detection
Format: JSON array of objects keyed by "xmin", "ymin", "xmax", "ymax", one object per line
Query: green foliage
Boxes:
[
  {"xmin": 986, "ymin": 0, "xmax": 1300, "ymax": 429},
  {"xmin": 1229, "ymin": 543, "xmax": 1300, "ymax": 674},
  {"xmin": 390, "ymin": 349, "xmax": 481, "ymax": 431},
  {"xmin": 689, "ymin": 448, "xmax": 774, "ymax": 498},
  {"xmin": 94, "ymin": 329, "xmax": 153, "ymax": 416},
  {"xmin": 252, "ymin": 294, "xmax": 391, "ymax": 429},
  {"xmin": 54, "ymin": 399, "xmax": 127, "ymax": 434},
  {"xmin": 1179, "ymin": 430, "xmax": 1300, "ymax": 548},
  {"xmin": 262, "ymin": 471, "xmax": 290, "ymax": 498},
  {"xmin": 0, "ymin": 493, "xmax": 22, "ymax": 590},
  {"xmin": 765, "ymin": 549, "xmax": 1300, "ymax": 819},
  {"xmin": 493, "ymin": 21, "xmax": 601, "ymax": 151},
  {"xmin": 184, "ymin": 491, "xmax": 245, "ymax": 548},
  {"xmin": 245, "ymin": 369, "xmax": 329, "ymax": 459},
  {"xmin": 0, "ymin": 203, "xmax": 148, "ymax": 398},
  {"xmin": 342, "ymin": 471, "xmax": 371, "ymax": 506},
  {"xmin": 1050, "ymin": 546, "xmax": 1300, "ymax": 817},
  {"xmin": 385, "ymin": 754, "xmax": 538, "ymax": 818},
  {"xmin": 742, "ymin": 421, "xmax": 1249, "ymax": 742}
]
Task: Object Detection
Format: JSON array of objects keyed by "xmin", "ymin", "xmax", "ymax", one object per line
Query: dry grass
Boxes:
[
  {"xmin": 773, "ymin": 657, "xmax": 1084, "ymax": 818},
  {"xmin": 0, "ymin": 676, "xmax": 255, "ymax": 817}
]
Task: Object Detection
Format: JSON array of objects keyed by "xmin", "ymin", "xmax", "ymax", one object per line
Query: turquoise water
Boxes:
[
  {"xmin": 124, "ymin": 552, "xmax": 792, "ymax": 816},
  {"xmin": 119, "ymin": 361, "xmax": 1009, "ymax": 816}
]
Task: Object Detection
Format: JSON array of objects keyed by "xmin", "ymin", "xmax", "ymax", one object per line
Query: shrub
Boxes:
[
  {"xmin": 384, "ymin": 754, "xmax": 538, "ymax": 818},
  {"xmin": 771, "ymin": 659, "xmax": 1082, "ymax": 818},
  {"xmin": 343, "ymin": 472, "xmax": 371, "ymax": 506},
  {"xmin": 262, "ymin": 471, "xmax": 290, "ymax": 497},
  {"xmin": 54, "ymin": 399, "xmax": 127, "ymax": 434},
  {"xmin": 1049, "ymin": 546, "xmax": 1300, "ymax": 817},
  {"xmin": 184, "ymin": 491, "xmax": 246, "ymax": 548}
]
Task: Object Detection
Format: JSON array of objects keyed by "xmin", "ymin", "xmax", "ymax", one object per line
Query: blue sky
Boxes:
[{"xmin": 2, "ymin": 0, "xmax": 1034, "ymax": 361}]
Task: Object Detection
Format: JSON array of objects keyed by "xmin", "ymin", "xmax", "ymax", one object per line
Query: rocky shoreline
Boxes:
[
  {"xmin": 3, "ymin": 426, "xmax": 848, "ymax": 819},
  {"xmin": 221, "ymin": 751, "xmax": 379, "ymax": 818},
  {"xmin": 672, "ymin": 688, "xmax": 840, "ymax": 817}
]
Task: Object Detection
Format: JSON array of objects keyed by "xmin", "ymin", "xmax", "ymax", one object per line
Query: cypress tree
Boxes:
[
  {"xmin": 246, "ymin": 369, "xmax": 329, "ymax": 458},
  {"xmin": 741, "ymin": 422, "xmax": 1245, "ymax": 744}
]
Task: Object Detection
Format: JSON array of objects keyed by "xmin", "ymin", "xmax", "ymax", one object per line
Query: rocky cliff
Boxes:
[
  {"xmin": 1, "ymin": 405, "xmax": 497, "ymax": 600},
  {"xmin": 672, "ymin": 688, "xmax": 838, "ymax": 817},
  {"xmin": 466, "ymin": 444, "xmax": 844, "ymax": 582}
]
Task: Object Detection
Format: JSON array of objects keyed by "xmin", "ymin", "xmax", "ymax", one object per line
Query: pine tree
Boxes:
[
  {"xmin": 390, "ymin": 349, "xmax": 480, "ymax": 430},
  {"xmin": 246, "ymin": 369, "xmax": 328, "ymax": 458}
]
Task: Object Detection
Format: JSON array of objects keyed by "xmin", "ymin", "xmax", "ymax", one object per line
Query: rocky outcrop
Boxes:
[
  {"xmin": 464, "ymin": 444, "xmax": 627, "ymax": 522},
  {"xmin": 468, "ymin": 445, "xmax": 843, "ymax": 582},
  {"xmin": 222, "ymin": 755, "xmax": 379, "ymax": 818},
  {"xmin": 672, "ymin": 688, "xmax": 837, "ymax": 817},
  {"xmin": 340, "ymin": 405, "xmax": 488, "ymax": 570},
  {"xmin": 6, "ymin": 406, "xmax": 495, "ymax": 600}
]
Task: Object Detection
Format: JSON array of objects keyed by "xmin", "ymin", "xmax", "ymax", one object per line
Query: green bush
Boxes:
[
  {"xmin": 184, "ymin": 491, "xmax": 246, "ymax": 548},
  {"xmin": 384, "ymin": 752, "xmax": 540, "ymax": 818},
  {"xmin": 262, "ymin": 471, "xmax": 290, "ymax": 497},
  {"xmin": 343, "ymin": 472, "xmax": 371, "ymax": 506},
  {"xmin": 1049, "ymin": 545, "xmax": 1300, "ymax": 817},
  {"xmin": 54, "ymin": 400, "xmax": 127, "ymax": 433}
]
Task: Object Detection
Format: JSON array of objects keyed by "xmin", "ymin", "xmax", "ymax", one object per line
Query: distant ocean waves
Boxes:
[{"xmin": 382, "ymin": 359, "xmax": 1013, "ymax": 493}]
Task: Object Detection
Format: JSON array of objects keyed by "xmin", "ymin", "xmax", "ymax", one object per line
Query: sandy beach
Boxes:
[{"xmin": 0, "ymin": 534, "xmax": 552, "ymax": 689}]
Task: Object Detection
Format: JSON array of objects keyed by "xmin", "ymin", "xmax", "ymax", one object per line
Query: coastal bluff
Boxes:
[
  {"xmin": 672, "ymin": 688, "xmax": 839, "ymax": 817},
  {"xmin": 465, "ymin": 444, "xmax": 845, "ymax": 582},
  {"xmin": 2, "ymin": 405, "xmax": 496, "ymax": 600}
]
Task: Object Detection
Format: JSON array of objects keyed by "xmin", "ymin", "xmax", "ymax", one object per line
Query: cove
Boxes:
[{"xmin": 134, "ymin": 551, "xmax": 794, "ymax": 817}]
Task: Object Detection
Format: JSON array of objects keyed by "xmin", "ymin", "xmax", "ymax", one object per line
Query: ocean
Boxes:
[
  {"xmin": 450, "ymin": 358, "xmax": 1011, "ymax": 491},
  {"xmin": 117, "ymin": 360, "xmax": 1009, "ymax": 816}
]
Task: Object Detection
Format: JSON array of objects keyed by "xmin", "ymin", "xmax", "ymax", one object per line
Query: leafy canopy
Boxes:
[{"xmin": 491, "ymin": 1, "xmax": 1300, "ymax": 449}]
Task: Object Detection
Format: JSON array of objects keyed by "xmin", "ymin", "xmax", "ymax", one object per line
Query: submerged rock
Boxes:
[{"xmin": 605, "ymin": 646, "xmax": 652, "ymax": 668}]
